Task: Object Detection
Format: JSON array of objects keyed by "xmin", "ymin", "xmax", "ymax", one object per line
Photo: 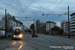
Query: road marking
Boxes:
[
  {"xmin": 17, "ymin": 41, "xmax": 24, "ymax": 50},
  {"xmin": 4, "ymin": 41, "xmax": 17, "ymax": 50},
  {"xmin": 11, "ymin": 41, "xmax": 17, "ymax": 46},
  {"xmin": 5, "ymin": 48, "xmax": 18, "ymax": 50}
]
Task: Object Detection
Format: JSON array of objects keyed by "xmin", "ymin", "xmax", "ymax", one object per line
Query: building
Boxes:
[
  {"xmin": 40, "ymin": 23, "xmax": 46, "ymax": 33},
  {"xmin": 2, "ymin": 14, "xmax": 24, "ymax": 32},
  {"xmin": 61, "ymin": 21, "xmax": 69, "ymax": 33},
  {"xmin": 46, "ymin": 21, "xmax": 56, "ymax": 33},
  {"xmin": 2, "ymin": 14, "xmax": 14, "ymax": 30},
  {"xmin": 70, "ymin": 13, "xmax": 75, "ymax": 33},
  {"xmin": 36, "ymin": 20, "xmax": 42, "ymax": 33},
  {"xmin": 36, "ymin": 20, "xmax": 46, "ymax": 33},
  {"xmin": 0, "ymin": 21, "xmax": 2, "ymax": 29}
]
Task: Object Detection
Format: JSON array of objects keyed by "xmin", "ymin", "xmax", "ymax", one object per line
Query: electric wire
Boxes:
[
  {"xmin": 34, "ymin": 0, "xmax": 58, "ymax": 14},
  {"xmin": 32, "ymin": 0, "xmax": 58, "ymax": 21},
  {"xmin": 18, "ymin": 0, "xmax": 25, "ymax": 16},
  {"xmin": 43, "ymin": 0, "xmax": 63, "ymax": 21},
  {"xmin": 18, "ymin": 0, "xmax": 34, "ymax": 18},
  {"xmin": 23, "ymin": 0, "xmax": 34, "ymax": 12},
  {"xmin": 53, "ymin": 11, "xmax": 67, "ymax": 21},
  {"xmin": 49, "ymin": 0, "xmax": 63, "ymax": 14}
]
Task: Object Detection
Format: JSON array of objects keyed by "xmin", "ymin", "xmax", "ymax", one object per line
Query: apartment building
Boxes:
[
  {"xmin": 0, "ymin": 21, "xmax": 2, "ymax": 29},
  {"xmin": 61, "ymin": 21, "xmax": 69, "ymax": 33},
  {"xmin": 46, "ymin": 21, "xmax": 56, "ymax": 33},
  {"xmin": 70, "ymin": 13, "xmax": 75, "ymax": 33},
  {"xmin": 2, "ymin": 14, "xmax": 13, "ymax": 29},
  {"xmin": 2, "ymin": 14, "xmax": 24, "ymax": 31}
]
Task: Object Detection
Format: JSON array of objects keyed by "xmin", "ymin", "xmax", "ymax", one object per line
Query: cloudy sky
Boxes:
[{"xmin": 0, "ymin": 0, "xmax": 75, "ymax": 28}]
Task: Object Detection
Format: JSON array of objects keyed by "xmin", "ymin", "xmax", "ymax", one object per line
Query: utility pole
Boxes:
[
  {"xmin": 68, "ymin": 5, "xmax": 70, "ymax": 38},
  {"xmin": 5, "ymin": 9, "xmax": 7, "ymax": 37}
]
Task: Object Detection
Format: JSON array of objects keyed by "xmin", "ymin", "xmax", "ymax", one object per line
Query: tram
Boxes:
[{"xmin": 12, "ymin": 27, "xmax": 23, "ymax": 40}]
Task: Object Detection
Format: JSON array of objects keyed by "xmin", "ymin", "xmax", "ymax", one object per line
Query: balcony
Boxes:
[
  {"xmin": 70, "ymin": 24, "xmax": 75, "ymax": 26},
  {"xmin": 71, "ymin": 21, "xmax": 75, "ymax": 23},
  {"xmin": 70, "ymin": 26, "xmax": 75, "ymax": 29},
  {"xmin": 71, "ymin": 18, "xmax": 75, "ymax": 20},
  {"xmin": 71, "ymin": 15, "xmax": 75, "ymax": 18},
  {"xmin": 70, "ymin": 29, "xmax": 75, "ymax": 31},
  {"xmin": 71, "ymin": 17, "xmax": 75, "ymax": 19}
]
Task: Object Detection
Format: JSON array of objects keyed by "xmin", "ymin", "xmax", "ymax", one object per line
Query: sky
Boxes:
[{"xmin": 0, "ymin": 0, "xmax": 75, "ymax": 28}]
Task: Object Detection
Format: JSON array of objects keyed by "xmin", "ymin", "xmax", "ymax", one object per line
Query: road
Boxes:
[{"xmin": 0, "ymin": 34, "xmax": 75, "ymax": 50}]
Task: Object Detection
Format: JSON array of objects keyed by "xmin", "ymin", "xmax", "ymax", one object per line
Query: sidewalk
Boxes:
[{"xmin": 45, "ymin": 35, "xmax": 75, "ymax": 40}]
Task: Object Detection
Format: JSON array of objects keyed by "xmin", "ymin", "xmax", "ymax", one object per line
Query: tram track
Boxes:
[
  {"xmin": 40, "ymin": 36, "xmax": 75, "ymax": 46},
  {"xmin": 3, "ymin": 41, "xmax": 17, "ymax": 50}
]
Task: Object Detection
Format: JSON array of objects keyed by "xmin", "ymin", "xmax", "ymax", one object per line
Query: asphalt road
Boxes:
[{"xmin": 0, "ymin": 34, "xmax": 75, "ymax": 50}]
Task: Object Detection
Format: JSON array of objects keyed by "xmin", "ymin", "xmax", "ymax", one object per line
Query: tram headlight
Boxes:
[
  {"xmin": 13, "ymin": 35, "xmax": 15, "ymax": 37},
  {"xmin": 19, "ymin": 34, "xmax": 23, "ymax": 38}
]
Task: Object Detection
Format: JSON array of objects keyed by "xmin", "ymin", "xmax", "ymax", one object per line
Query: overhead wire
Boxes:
[
  {"xmin": 43, "ymin": 0, "xmax": 63, "ymax": 21},
  {"xmin": 23, "ymin": 0, "xmax": 34, "ymax": 12},
  {"xmin": 18, "ymin": 0, "xmax": 25, "ymax": 16},
  {"xmin": 32, "ymin": 0, "xmax": 58, "ymax": 21},
  {"xmin": 18, "ymin": 0, "xmax": 34, "ymax": 17},
  {"xmin": 49, "ymin": 0, "xmax": 63, "ymax": 14},
  {"xmin": 53, "ymin": 11, "xmax": 67, "ymax": 21},
  {"xmin": 17, "ymin": 0, "xmax": 35, "ymax": 27},
  {"xmin": 34, "ymin": 0, "xmax": 58, "ymax": 14},
  {"xmin": 51, "ymin": 0, "xmax": 67, "ymax": 21}
]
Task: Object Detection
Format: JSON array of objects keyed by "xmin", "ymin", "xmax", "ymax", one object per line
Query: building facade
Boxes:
[
  {"xmin": 2, "ymin": 14, "xmax": 24, "ymax": 32},
  {"xmin": 2, "ymin": 14, "xmax": 14, "ymax": 30},
  {"xmin": 36, "ymin": 20, "xmax": 46, "ymax": 33},
  {"xmin": 70, "ymin": 13, "xmax": 75, "ymax": 33},
  {"xmin": 46, "ymin": 21, "xmax": 56, "ymax": 33},
  {"xmin": 61, "ymin": 21, "xmax": 69, "ymax": 33},
  {"xmin": 36, "ymin": 20, "xmax": 41, "ymax": 33},
  {"xmin": 0, "ymin": 21, "xmax": 2, "ymax": 29}
]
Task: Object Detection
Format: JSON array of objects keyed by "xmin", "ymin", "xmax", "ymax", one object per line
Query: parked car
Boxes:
[
  {"xmin": 0, "ymin": 30, "xmax": 5, "ymax": 38},
  {"xmin": 0, "ymin": 30, "xmax": 9, "ymax": 38}
]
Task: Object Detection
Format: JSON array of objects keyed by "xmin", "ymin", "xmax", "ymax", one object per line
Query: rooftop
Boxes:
[
  {"xmin": 70, "ymin": 13, "xmax": 75, "ymax": 16},
  {"xmin": 46, "ymin": 21, "xmax": 56, "ymax": 24}
]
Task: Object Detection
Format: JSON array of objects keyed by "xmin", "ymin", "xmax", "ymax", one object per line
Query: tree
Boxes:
[
  {"xmin": 57, "ymin": 29, "xmax": 63, "ymax": 35},
  {"xmin": 30, "ymin": 24, "xmax": 34, "ymax": 31},
  {"xmin": 25, "ymin": 30, "xmax": 27, "ymax": 33},
  {"xmin": 51, "ymin": 26, "xmax": 60, "ymax": 35},
  {"xmin": 51, "ymin": 26, "xmax": 60, "ymax": 31}
]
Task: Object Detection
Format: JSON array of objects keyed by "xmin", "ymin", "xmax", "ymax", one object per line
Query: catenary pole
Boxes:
[
  {"xmin": 68, "ymin": 5, "xmax": 70, "ymax": 38},
  {"xmin": 5, "ymin": 9, "xmax": 7, "ymax": 37}
]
